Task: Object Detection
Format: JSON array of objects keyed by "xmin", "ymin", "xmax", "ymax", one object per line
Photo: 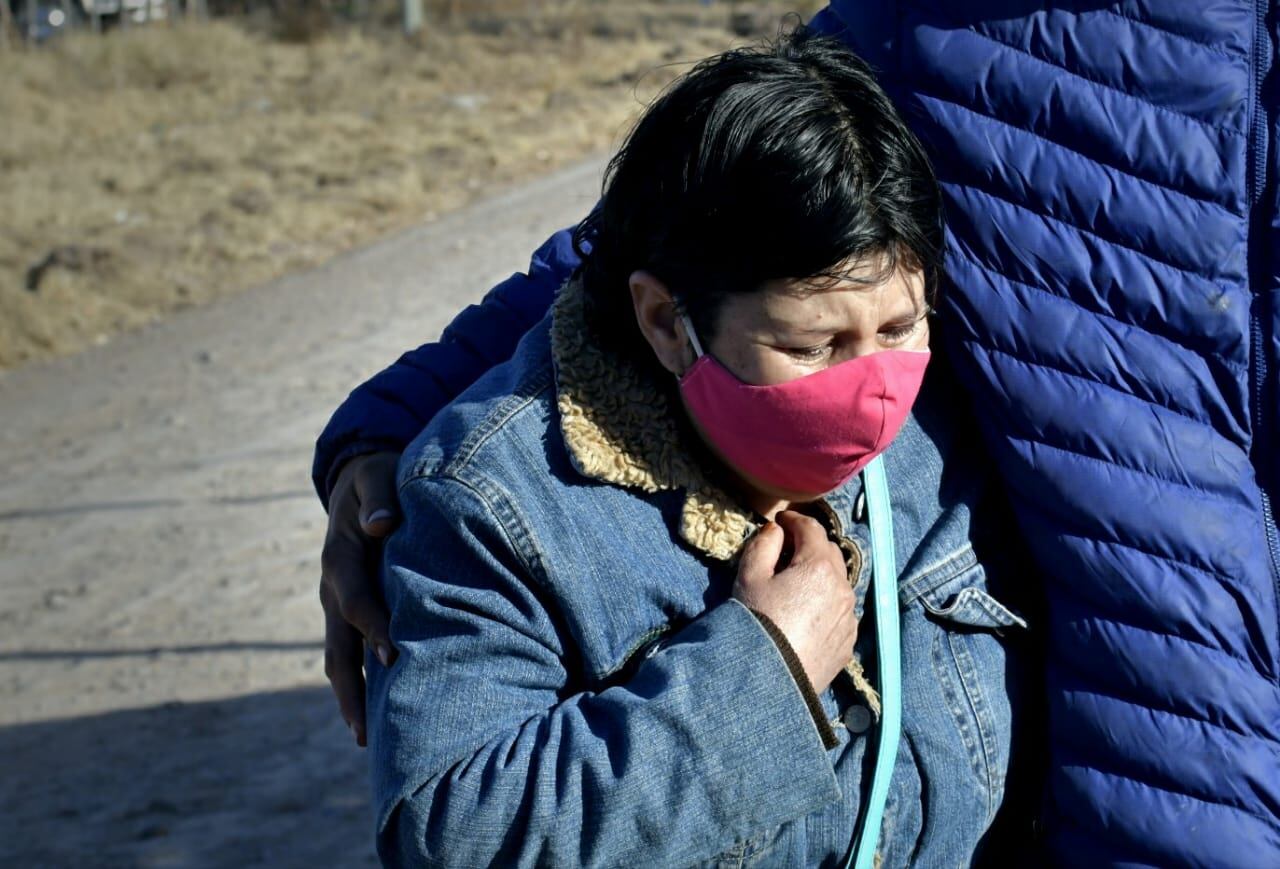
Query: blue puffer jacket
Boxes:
[{"xmin": 315, "ymin": 4, "xmax": 1280, "ymax": 865}]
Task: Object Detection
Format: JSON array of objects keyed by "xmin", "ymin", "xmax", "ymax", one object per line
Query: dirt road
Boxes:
[{"xmin": 0, "ymin": 157, "xmax": 605, "ymax": 867}]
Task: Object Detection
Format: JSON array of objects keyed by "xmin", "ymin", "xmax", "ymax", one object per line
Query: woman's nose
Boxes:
[
  {"xmin": 846, "ymin": 338, "xmax": 884, "ymax": 359},
  {"xmin": 841, "ymin": 334, "xmax": 892, "ymax": 360}
]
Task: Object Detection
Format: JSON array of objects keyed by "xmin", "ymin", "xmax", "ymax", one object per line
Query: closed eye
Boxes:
[
  {"xmin": 880, "ymin": 308, "xmax": 932, "ymax": 344},
  {"xmin": 784, "ymin": 342, "xmax": 834, "ymax": 361},
  {"xmin": 881, "ymin": 322, "xmax": 920, "ymax": 342}
]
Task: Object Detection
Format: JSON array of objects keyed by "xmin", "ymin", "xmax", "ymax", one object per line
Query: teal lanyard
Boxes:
[{"xmin": 846, "ymin": 455, "xmax": 902, "ymax": 869}]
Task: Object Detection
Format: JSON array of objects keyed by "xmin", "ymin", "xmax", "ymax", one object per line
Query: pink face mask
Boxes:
[{"xmin": 677, "ymin": 315, "xmax": 930, "ymax": 496}]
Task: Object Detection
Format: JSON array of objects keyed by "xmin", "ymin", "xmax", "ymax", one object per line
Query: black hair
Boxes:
[{"xmin": 572, "ymin": 26, "xmax": 943, "ymax": 357}]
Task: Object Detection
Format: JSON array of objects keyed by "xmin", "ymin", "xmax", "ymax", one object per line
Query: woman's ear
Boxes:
[{"xmin": 629, "ymin": 270, "xmax": 696, "ymax": 376}]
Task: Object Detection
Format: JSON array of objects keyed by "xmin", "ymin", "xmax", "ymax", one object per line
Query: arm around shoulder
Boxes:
[{"xmin": 311, "ymin": 226, "xmax": 583, "ymax": 508}]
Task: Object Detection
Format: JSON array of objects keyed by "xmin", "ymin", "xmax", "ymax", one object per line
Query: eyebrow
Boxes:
[
  {"xmin": 887, "ymin": 304, "xmax": 932, "ymax": 322},
  {"xmin": 765, "ymin": 304, "xmax": 928, "ymax": 335}
]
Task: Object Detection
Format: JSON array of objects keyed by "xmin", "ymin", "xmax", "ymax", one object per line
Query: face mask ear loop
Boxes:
[{"xmin": 679, "ymin": 313, "xmax": 705, "ymax": 359}]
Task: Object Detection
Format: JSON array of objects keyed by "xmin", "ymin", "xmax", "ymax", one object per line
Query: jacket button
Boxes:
[{"xmin": 843, "ymin": 704, "xmax": 872, "ymax": 734}]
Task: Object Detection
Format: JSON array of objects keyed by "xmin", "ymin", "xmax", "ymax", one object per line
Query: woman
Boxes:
[
  {"xmin": 320, "ymin": 4, "xmax": 1280, "ymax": 865},
  {"xmin": 364, "ymin": 31, "xmax": 1032, "ymax": 866}
]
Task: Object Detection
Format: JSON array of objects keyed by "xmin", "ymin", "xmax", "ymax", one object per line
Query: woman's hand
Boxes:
[
  {"xmin": 319, "ymin": 450, "xmax": 402, "ymax": 746},
  {"xmin": 733, "ymin": 511, "xmax": 857, "ymax": 694}
]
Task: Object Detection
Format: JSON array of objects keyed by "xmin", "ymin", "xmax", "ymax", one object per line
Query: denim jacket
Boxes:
[{"xmin": 367, "ymin": 278, "xmax": 1032, "ymax": 867}]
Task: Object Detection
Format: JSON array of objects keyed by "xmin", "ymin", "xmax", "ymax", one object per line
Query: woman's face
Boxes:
[
  {"xmin": 698, "ymin": 262, "xmax": 930, "ymax": 385},
  {"xmin": 629, "ymin": 257, "xmax": 931, "ymax": 511}
]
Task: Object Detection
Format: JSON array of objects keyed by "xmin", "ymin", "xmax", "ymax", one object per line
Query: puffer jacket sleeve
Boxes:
[
  {"xmin": 808, "ymin": 0, "xmax": 897, "ymax": 80},
  {"xmin": 367, "ymin": 473, "xmax": 842, "ymax": 867},
  {"xmin": 310, "ymin": 227, "xmax": 581, "ymax": 509}
]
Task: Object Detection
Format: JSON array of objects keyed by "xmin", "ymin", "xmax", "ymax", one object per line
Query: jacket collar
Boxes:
[{"xmin": 550, "ymin": 276, "xmax": 756, "ymax": 562}]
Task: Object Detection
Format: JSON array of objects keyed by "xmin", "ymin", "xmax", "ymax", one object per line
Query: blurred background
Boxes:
[
  {"xmin": 3, "ymin": 0, "xmax": 821, "ymax": 369},
  {"xmin": 0, "ymin": 1, "xmax": 819, "ymax": 865}
]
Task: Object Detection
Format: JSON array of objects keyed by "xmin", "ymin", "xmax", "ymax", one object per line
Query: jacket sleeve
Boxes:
[
  {"xmin": 310, "ymin": 227, "xmax": 582, "ymax": 508},
  {"xmin": 807, "ymin": 1, "xmax": 898, "ymax": 81},
  {"xmin": 366, "ymin": 474, "xmax": 842, "ymax": 868}
]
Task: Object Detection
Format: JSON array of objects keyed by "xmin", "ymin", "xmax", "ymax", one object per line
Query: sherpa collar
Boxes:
[{"xmin": 550, "ymin": 276, "xmax": 756, "ymax": 562}]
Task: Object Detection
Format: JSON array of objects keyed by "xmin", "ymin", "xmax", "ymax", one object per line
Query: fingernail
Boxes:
[
  {"xmin": 365, "ymin": 509, "xmax": 395, "ymax": 525},
  {"xmin": 374, "ymin": 642, "xmax": 392, "ymax": 668}
]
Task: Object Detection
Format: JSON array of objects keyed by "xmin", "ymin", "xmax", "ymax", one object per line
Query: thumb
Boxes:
[
  {"xmin": 356, "ymin": 455, "xmax": 402, "ymax": 538},
  {"xmin": 737, "ymin": 521, "xmax": 784, "ymax": 585}
]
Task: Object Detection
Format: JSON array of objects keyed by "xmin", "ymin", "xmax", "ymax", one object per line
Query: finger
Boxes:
[
  {"xmin": 774, "ymin": 511, "xmax": 830, "ymax": 562},
  {"xmin": 356, "ymin": 454, "xmax": 402, "ymax": 538},
  {"xmin": 322, "ymin": 584, "xmax": 369, "ymax": 746},
  {"xmin": 738, "ymin": 521, "xmax": 784, "ymax": 584},
  {"xmin": 321, "ymin": 537, "xmax": 396, "ymax": 667}
]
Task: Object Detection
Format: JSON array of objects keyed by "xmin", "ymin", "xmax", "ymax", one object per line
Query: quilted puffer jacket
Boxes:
[{"xmin": 315, "ymin": 4, "xmax": 1280, "ymax": 865}]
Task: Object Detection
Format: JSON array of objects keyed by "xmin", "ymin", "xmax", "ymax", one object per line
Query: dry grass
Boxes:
[{"xmin": 0, "ymin": 0, "xmax": 822, "ymax": 369}]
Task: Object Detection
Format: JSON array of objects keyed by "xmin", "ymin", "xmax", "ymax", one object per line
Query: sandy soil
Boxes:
[
  {"xmin": 0, "ymin": 0, "xmax": 820, "ymax": 370},
  {"xmin": 0, "ymin": 157, "xmax": 604, "ymax": 867}
]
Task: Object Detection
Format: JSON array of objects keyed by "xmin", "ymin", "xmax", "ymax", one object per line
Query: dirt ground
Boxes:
[
  {"xmin": 0, "ymin": 0, "xmax": 821, "ymax": 370},
  {"xmin": 0, "ymin": 156, "xmax": 605, "ymax": 867}
]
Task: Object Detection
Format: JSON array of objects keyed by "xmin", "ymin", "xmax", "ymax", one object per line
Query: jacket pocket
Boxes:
[
  {"xmin": 920, "ymin": 584, "xmax": 1028, "ymax": 633},
  {"xmin": 917, "ymin": 567, "xmax": 1027, "ymax": 825}
]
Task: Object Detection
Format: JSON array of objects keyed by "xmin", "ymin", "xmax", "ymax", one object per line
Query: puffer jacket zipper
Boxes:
[{"xmin": 1248, "ymin": 0, "xmax": 1280, "ymax": 671}]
